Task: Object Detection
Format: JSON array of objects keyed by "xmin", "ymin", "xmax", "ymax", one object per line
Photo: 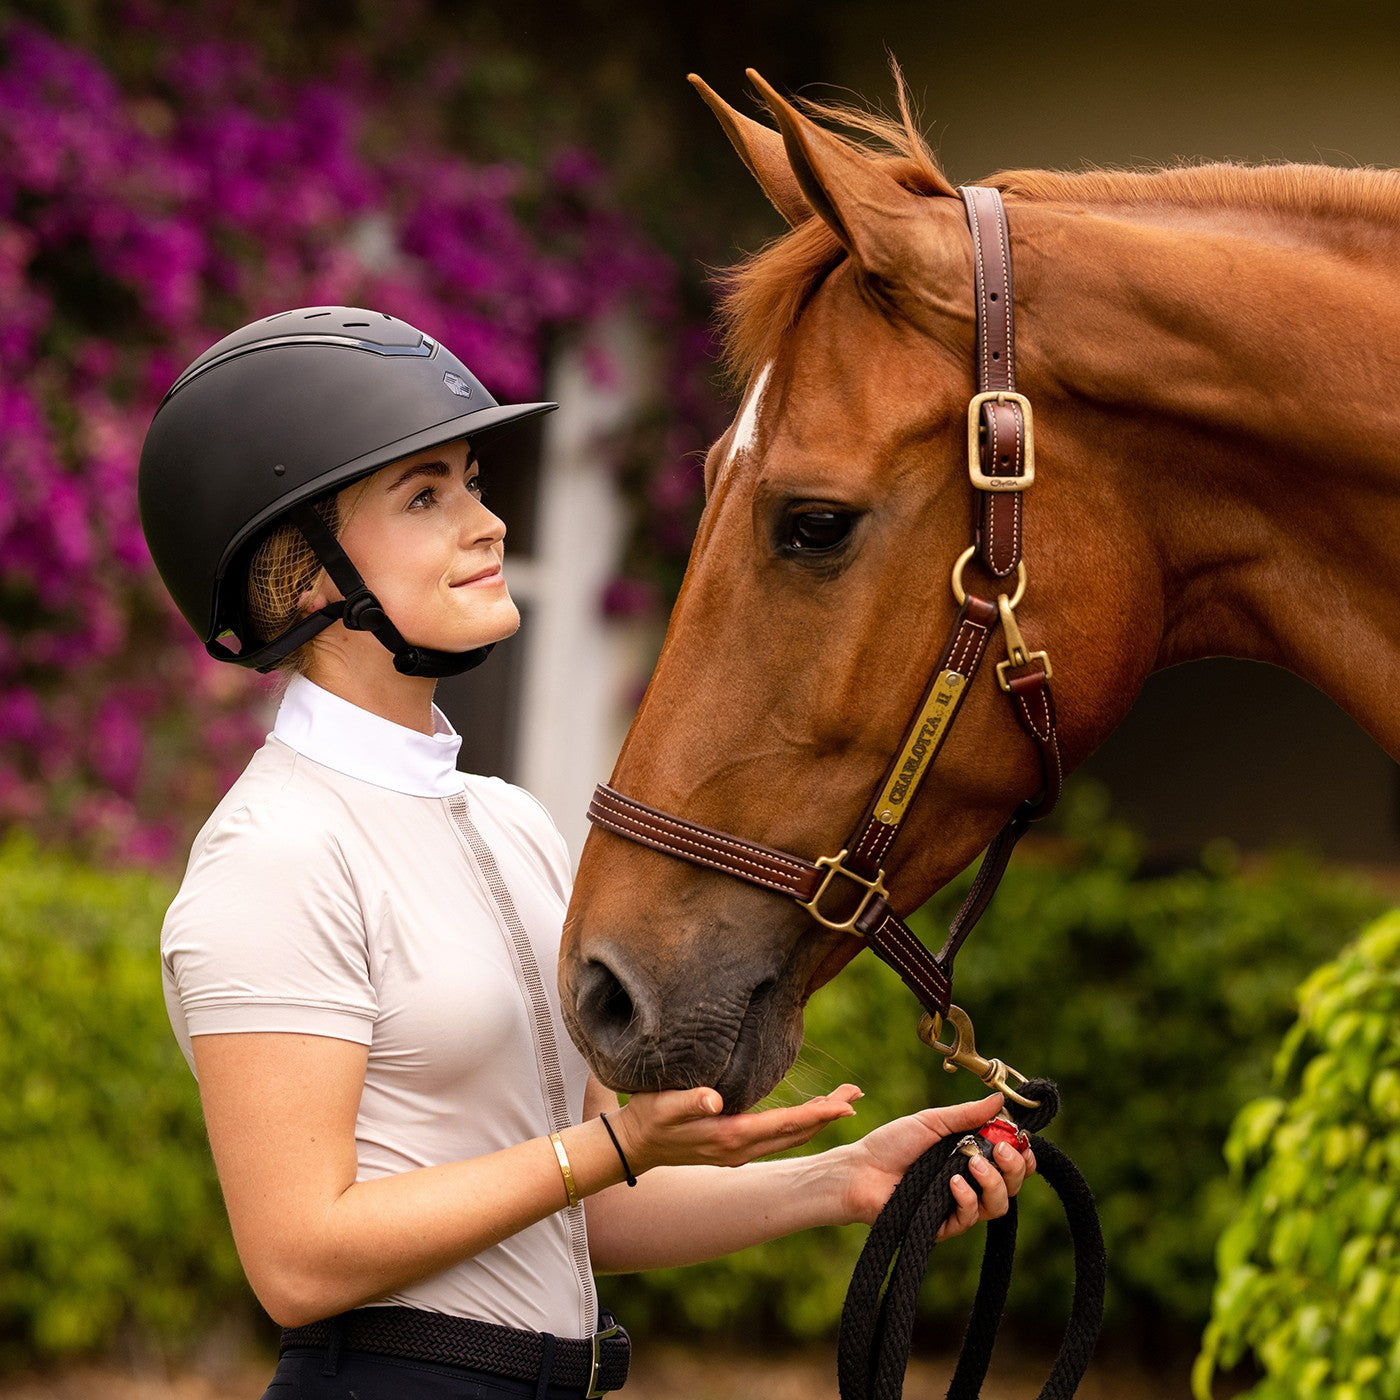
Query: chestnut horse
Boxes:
[{"xmin": 561, "ymin": 70, "xmax": 1400, "ymax": 1113}]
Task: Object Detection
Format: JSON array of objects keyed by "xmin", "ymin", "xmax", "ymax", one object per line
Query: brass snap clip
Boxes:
[
  {"xmin": 917, "ymin": 1004, "xmax": 1041, "ymax": 1109},
  {"xmin": 994, "ymin": 592, "xmax": 1052, "ymax": 692}
]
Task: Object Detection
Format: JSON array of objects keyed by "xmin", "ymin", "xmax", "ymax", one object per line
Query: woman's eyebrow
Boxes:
[{"xmin": 385, "ymin": 459, "xmax": 451, "ymax": 492}]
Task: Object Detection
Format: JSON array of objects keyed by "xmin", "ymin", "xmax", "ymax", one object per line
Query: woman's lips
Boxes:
[{"xmin": 452, "ymin": 564, "xmax": 504, "ymax": 587}]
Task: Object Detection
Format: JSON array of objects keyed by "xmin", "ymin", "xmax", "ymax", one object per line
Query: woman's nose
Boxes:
[{"xmin": 460, "ymin": 495, "xmax": 507, "ymax": 545}]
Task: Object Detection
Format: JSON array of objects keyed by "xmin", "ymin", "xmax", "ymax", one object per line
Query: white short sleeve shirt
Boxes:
[{"xmin": 161, "ymin": 675, "xmax": 597, "ymax": 1336}]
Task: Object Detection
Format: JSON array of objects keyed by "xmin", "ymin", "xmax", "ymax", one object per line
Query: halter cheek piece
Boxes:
[{"xmin": 587, "ymin": 187, "xmax": 1061, "ymax": 1067}]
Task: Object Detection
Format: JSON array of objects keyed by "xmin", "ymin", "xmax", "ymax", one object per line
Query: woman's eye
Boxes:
[
  {"xmin": 409, "ymin": 487, "xmax": 436, "ymax": 509},
  {"xmin": 784, "ymin": 508, "xmax": 855, "ymax": 553},
  {"xmin": 467, "ymin": 475, "xmax": 484, "ymax": 500}
]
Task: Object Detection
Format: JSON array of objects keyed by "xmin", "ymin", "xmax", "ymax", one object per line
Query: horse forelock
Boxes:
[{"xmin": 716, "ymin": 72, "xmax": 954, "ymax": 386}]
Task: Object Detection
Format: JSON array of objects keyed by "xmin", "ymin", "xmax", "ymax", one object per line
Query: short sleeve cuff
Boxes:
[{"xmin": 183, "ymin": 999, "xmax": 375, "ymax": 1045}]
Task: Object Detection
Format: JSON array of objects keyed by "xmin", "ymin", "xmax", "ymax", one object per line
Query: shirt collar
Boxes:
[{"xmin": 272, "ymin": 674, "xmax": 466, "ymax": 798}]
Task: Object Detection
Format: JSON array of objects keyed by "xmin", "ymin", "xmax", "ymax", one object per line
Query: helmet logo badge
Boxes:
[{"xmin": 443, "ymin": 372, "xmax": 473, "ymax": 398}]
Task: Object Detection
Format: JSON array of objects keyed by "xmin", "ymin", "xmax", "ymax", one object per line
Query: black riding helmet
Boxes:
[{"xmin": 138, "ymin": 306, "xmax": 555, "ymax": 676}]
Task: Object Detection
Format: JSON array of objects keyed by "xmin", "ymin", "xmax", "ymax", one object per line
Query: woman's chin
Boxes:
[{"xmin": 424, "ymin": 600, "xmax": 521, "ymax": 653}]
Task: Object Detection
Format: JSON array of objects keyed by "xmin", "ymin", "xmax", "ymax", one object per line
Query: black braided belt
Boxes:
[{"xmin": 281, "ymin": 1306, "xmax": 631, "ymax": 1396}]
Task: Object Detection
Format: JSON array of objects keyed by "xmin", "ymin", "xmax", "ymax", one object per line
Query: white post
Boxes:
[{"xmin": 516, "ymin": 314, "xmax": 655, "ymax": 864}]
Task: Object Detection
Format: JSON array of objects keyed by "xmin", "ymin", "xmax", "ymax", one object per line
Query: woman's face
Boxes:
[{"xmin": 323, "ymin": 437, "xmax": 520, "ymax": 654}]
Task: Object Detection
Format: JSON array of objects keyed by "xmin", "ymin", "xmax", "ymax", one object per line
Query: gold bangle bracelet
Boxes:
[{"xmin": 549, "ymin": 1131, "xmax": 579, "ymax": 1209}]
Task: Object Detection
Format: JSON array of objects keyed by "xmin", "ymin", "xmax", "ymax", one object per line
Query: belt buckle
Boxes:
[{"xmin": 587, "ymin": 1321, "xmax": 621, "ymax": 1398}]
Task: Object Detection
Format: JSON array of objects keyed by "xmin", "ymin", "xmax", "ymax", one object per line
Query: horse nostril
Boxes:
[
  {"xmin": 576, "ymin": 954, "xmax": 652, "ymax": 1058},
  {"xmin": 594, "ymin": 961, "xmax": 635, "ymax": 1031}
]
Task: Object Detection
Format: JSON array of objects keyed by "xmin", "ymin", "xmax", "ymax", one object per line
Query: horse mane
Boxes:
[
  {"xmin": 993, "ymin": 162, "xmax": 1400, "ymax": 222},
  {"xmin": 718, "ymin": 86, "xmax": 1400, "ymax": 386}
]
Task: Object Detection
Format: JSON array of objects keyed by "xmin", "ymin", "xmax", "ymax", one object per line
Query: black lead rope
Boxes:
[{"xmin": 837, "ymin": 1081, "xmax": 1105, "ymax": 1400}]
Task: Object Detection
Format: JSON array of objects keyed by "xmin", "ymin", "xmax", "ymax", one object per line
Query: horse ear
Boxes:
[
  {"xmin": 744, "ymin": 68, "xmax": 940, "ymax": 296},
  {"xmin": 688, "ymin": 74, "xmax": 812, "ymax": 228}
]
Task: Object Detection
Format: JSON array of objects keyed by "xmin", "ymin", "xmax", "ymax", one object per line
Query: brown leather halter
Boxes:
[{"xmin": 587, "ymin": 187, "xmax": 1062, "ymax": 1061}]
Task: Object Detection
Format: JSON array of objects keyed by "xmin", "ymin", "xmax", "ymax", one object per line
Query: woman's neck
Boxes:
[{"xmin": 303, "ymin": 650, "xmax": 439, "ymax": 735}]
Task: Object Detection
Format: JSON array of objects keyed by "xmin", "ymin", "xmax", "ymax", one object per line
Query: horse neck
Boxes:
[{"xmin": 1016, "ymin": 194, "xmax": 1400, "ymax": 759}]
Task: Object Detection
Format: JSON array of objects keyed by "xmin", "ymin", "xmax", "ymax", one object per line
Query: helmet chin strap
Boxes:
[{"xmin": 285, "ymin": 502, "xmax": 493, "ymax": 679}]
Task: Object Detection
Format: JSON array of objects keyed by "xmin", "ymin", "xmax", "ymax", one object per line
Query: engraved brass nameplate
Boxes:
[{"xmin": 875, "ymin": 669, "xmax": 968, "ymax": 825}]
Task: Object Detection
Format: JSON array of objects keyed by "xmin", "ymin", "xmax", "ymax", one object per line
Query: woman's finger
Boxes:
[
  {"xmin": 741, "ymin": 1098, "xmax": 856, "ymax": 1140},
  {"xmin": 992, "ymin": 1140, "xmax": 1029, "ymax": 1194},
  {"xmin": 913, "ymin": 1092, "xmax": 1004, "ymax": 1137},
  {"xmin": 721, "ymin": 1104, "xmax": 855, "ymax": 1160},
  {"xmin": 939, "ymin": 1174, "xmax": 980, "ymax": 1240},
  {"xmin": 966, "ymin": 1151, "xmax": 1009, "ymax": 1218}
]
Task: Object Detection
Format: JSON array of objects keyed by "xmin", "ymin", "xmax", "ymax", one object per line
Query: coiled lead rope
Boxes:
[{"xmin": 837, "ymin": 1080, "xmax": 1105, "ymax": 1400}]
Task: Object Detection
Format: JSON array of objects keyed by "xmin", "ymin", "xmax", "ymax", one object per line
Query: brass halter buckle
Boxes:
[
  {"xmin": 917, "ymin": 1004, "xmax": 1041, "ymax": 1109},
  {"xmin": 800, "ymin": 849, "xmax": 889, "ymax": 935},
  {"xmin": 967, "ymin": 390, "xmax": 1035, "ymax": 491}
]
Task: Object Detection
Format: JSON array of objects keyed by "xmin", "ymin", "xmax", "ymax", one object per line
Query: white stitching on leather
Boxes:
[
  {"xmin": 1014, "ymin": 689, "xmax": 1051, "ymax": 742},
  {"xmin": 1011, "ymin": 404, "xmax": 1023, "ymax": 565},
  {"xmin": 596, "ymin": 790, "xmax": 811, "ymax": 876},
  {"xmin": 948, "ymin": 618, "xmax": 991, "ymax": 678},
  {"xmin": 965, "ymin": 192, "xmax": 990, "ymax": 387},
  {"xmin": 874, "ymin": 917, "xmax": 949, "ymax": 1002},
  {"xmin": 593, "ymin": 809, "xmax": 809, "ymax": 896},
  {"xmin": 991, "ymin": 190, "xmax": 1013, "ymax": 389},
  {"xmin": 986, "ymin": 407, "xmax": 1000, "ymax": 562}
]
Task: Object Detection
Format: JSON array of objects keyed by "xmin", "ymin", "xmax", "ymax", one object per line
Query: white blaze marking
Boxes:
[{"xmin": 718, "ymin": 361, "xmax": 773, "ymax": 485}]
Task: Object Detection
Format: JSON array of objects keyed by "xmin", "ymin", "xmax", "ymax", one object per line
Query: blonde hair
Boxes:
[{"xmin": 245, "ymin": 491, "xmax": 346, "ymax": 677}]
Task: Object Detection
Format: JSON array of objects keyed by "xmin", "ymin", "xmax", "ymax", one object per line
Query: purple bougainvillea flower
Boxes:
[{"xmin": 0, "ymin": 20, "xmax": 716, "ymax": 865}]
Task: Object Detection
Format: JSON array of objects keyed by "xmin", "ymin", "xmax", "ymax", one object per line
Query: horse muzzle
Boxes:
[{"xmin": 559, "ymin": 921, "xmax": 807, "ymax": 1113}]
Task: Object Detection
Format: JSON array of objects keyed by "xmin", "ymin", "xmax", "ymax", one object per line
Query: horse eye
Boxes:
[{"xmin": 786, "ymin": 509, "xmax": 855, "ymax": 553}]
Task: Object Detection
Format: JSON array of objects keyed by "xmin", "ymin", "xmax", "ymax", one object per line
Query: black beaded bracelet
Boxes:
[{"xmin": 598, "ymin": 1111, "xmax": 637, "ymax": 1187}]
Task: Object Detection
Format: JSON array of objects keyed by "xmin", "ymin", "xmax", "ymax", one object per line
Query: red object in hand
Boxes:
[{"xmin": 979, "ymin": 1116, "xmax": 1030, "ymax": 1153}]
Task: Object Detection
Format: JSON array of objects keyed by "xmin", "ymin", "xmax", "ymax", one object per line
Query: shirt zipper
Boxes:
[{"xmin": 447, "ymin": 792, "xmax": 596, "ymax": 1336}]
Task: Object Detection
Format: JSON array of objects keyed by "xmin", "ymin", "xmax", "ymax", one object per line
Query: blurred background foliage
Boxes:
[
  {"xmin": 1195, "ymin": 911, "xmax": 1400, "ymax": 1400},
  {"xmin": 1, "ymin": 794, "xmax": 1388, "ymax": 1366},
  {"xmin": 0, "ymin": 1, "xmax": 721, "ymax": 865}
]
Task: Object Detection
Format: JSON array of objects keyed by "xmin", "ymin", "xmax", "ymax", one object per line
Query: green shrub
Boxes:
[
  {"xmin": 606, "ymin": 787, "xmax": 1387, "ymax": 1347},
  {"xmin": 1194, "ymin": 910, "xmax": 1400, "ymax": 1400},
  {"xmin": 0, "ymin": 834, "xmax": 247, "ymax": 1364},
  {"xmin": 0, "ymin": 793, "xmax": 1388, "ymax": 1366}
]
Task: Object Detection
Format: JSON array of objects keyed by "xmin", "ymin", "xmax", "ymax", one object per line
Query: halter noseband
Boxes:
[{"xmin": 587, "ymin": 187, "xmax": 1062, "ymax": 1049}]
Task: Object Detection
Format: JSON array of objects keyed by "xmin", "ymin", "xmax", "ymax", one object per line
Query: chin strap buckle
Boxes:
[{"xmin": 341, "ymin": 589, "xmax": 386, "ymax": 632}]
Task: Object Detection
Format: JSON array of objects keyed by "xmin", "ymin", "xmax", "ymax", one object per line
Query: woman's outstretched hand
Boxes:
[
  {"xmin": 610, "ymin": 1082, "xmax": 863, "ymax": 1172},
  {"xmin": 838, "ymin": 1092, "xmax": 1035, "ymax": 1239},
  {"xmin": 607, "ymin": 1085, "xmax": 1032, "ymax": 1243}
]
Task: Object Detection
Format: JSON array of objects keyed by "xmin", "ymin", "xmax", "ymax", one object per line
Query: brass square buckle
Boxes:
[
  {"xmin": 800, "ymin": 850, "xmax": 889, "ymax": 935},
  {"xmin": 967, "ymin": 390, "xmax": 1035, "ymax": 491},
  {"xmin": 587, "ymin": 1322, "xmax": 621, "ymax": 1399}
]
